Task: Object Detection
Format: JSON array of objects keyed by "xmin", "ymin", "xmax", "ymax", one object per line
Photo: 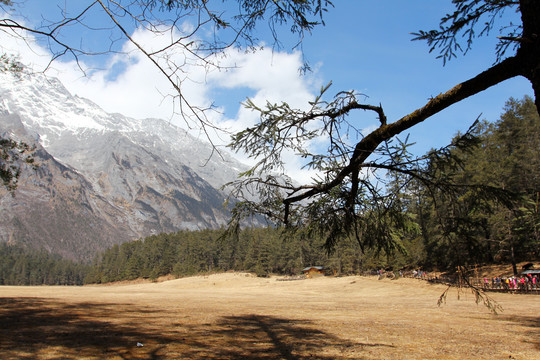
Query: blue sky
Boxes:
[{"xmin": 0, "ymin": 1, "xmax": 533, "ymax": 180}]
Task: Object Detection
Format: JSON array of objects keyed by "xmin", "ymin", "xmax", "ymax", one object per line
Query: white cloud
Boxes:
[{"xmin": 208, "ymin": 47, "xmax": 320, "ymax": 124}]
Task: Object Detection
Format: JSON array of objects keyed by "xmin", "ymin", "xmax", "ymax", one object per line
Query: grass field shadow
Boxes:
[
  {"xmin": 0, "ymin": 297, "xmax": 393, "ymax": 359},
  {"xmin": 176, "ymin": 314, "xmax": 394, "ymax": 359},
  {"xmin": 498, "ymin": 314, "xmax": 540, "ymax": 351},
  {"xmin": 0, "ymin": 297, "xmax": 173, "ymax": 359}
]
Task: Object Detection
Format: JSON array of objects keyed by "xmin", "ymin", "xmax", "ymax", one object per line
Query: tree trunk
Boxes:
[
  {"xmin": 519, "ymin": 0, "xmax": 540, "ymax": 114},
  {"xmin": 510, "ymin": 244, "xmax": 518, "ymax": 276}
]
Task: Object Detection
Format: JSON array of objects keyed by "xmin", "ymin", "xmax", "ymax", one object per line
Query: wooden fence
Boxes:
[{"xmin": 368, "ymin": 270, "xmax": 540, "ymax": 295}]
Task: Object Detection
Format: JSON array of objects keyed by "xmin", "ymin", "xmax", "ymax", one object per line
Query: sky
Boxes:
[{"xmin": 0, "ymin": 1, "xmax": 533, "ymax": 183}]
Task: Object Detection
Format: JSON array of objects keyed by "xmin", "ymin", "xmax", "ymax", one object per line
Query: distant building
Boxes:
[
  {"xmin": 521, "ymin": 269, "xmax": 540, "ymax": 276},
  {"xmin": 302, "ymin": 266, "xmax": 326, "ymax": 278}
]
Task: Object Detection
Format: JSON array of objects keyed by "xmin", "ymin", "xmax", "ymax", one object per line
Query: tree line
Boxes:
[
  {"xmin": 1, "ymin": 96, "xmax": 538, "ymax": 285},
  {"xmin": 0, "ymin": 223, "xmax": 416, "ymax": 285},
  {"xmin": 84, "ymin": 226, "xmax": 414, "ymax": 283},
  {"xmin": 0, "ymin": 242, "xmax": 89, "ymax": 285}
]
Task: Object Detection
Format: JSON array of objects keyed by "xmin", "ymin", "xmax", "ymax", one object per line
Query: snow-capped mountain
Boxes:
[{"xmin": 0, "ymin": 69, "xmax": 248, "ymax": 260}]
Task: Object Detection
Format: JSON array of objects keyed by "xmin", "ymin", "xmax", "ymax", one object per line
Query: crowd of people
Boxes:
[
  {"xmin": 483, "ymin": 274, "xmax": 539, "ymax": 291},
  {"xmin": 374, "ymin": 268, "xmax": 539, "ymax": 293}
]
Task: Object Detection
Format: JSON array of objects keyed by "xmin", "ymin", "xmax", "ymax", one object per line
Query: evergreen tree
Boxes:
[{"xmin": 412, "ymin": 96, "xmax": 540, "ymax": 272}]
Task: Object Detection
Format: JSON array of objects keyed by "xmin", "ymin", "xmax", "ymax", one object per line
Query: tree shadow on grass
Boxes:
[
  {"xmin": 0, "ymin": 297, "xmax": 169, "ymax": 359},
  {"xmin": 0, "ymin": 297, "xmax": 393, "ymax": 359},
  {"xmin": 498, "ymin": 315, "xmax": 540, "ymax": 351},
  {"xmin": 176, "ymin": 314, "xmax": 394, "ymax": 359}
]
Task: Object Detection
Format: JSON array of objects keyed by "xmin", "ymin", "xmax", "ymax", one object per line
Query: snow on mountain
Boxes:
[
  {"xmin": 0, "ymin": 69, "xmax": 249, "ymax": 260},
  {"xmin": 0, "ymin": 70, "xmax": 245, "ymax": 189}
]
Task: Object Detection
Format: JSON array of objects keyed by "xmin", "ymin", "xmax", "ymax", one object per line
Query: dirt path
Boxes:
[{"xmin": 1, "ymin": 273, "xmax": 538, "ymax": 359}]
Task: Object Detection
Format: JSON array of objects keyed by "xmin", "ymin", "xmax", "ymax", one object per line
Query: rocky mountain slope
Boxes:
[{"xmin": 0, "ymin": 69, "xmax": 248, "ymax": 261}]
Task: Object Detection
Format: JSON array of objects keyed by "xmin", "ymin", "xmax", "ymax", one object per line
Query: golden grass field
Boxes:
[{"xmin": 0, "ymin": 273, "xmax": 538, "ymax": 359}]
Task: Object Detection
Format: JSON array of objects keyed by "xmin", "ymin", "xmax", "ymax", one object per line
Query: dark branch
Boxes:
[{"xmin": 282, "ymin": 55, "xmax": 524, "ymax": 222}]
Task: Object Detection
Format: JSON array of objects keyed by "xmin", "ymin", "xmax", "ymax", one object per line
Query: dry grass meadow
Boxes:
[{"xmin": 0, "ymin": 273, "xmax": 538, "ymax": 359}]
